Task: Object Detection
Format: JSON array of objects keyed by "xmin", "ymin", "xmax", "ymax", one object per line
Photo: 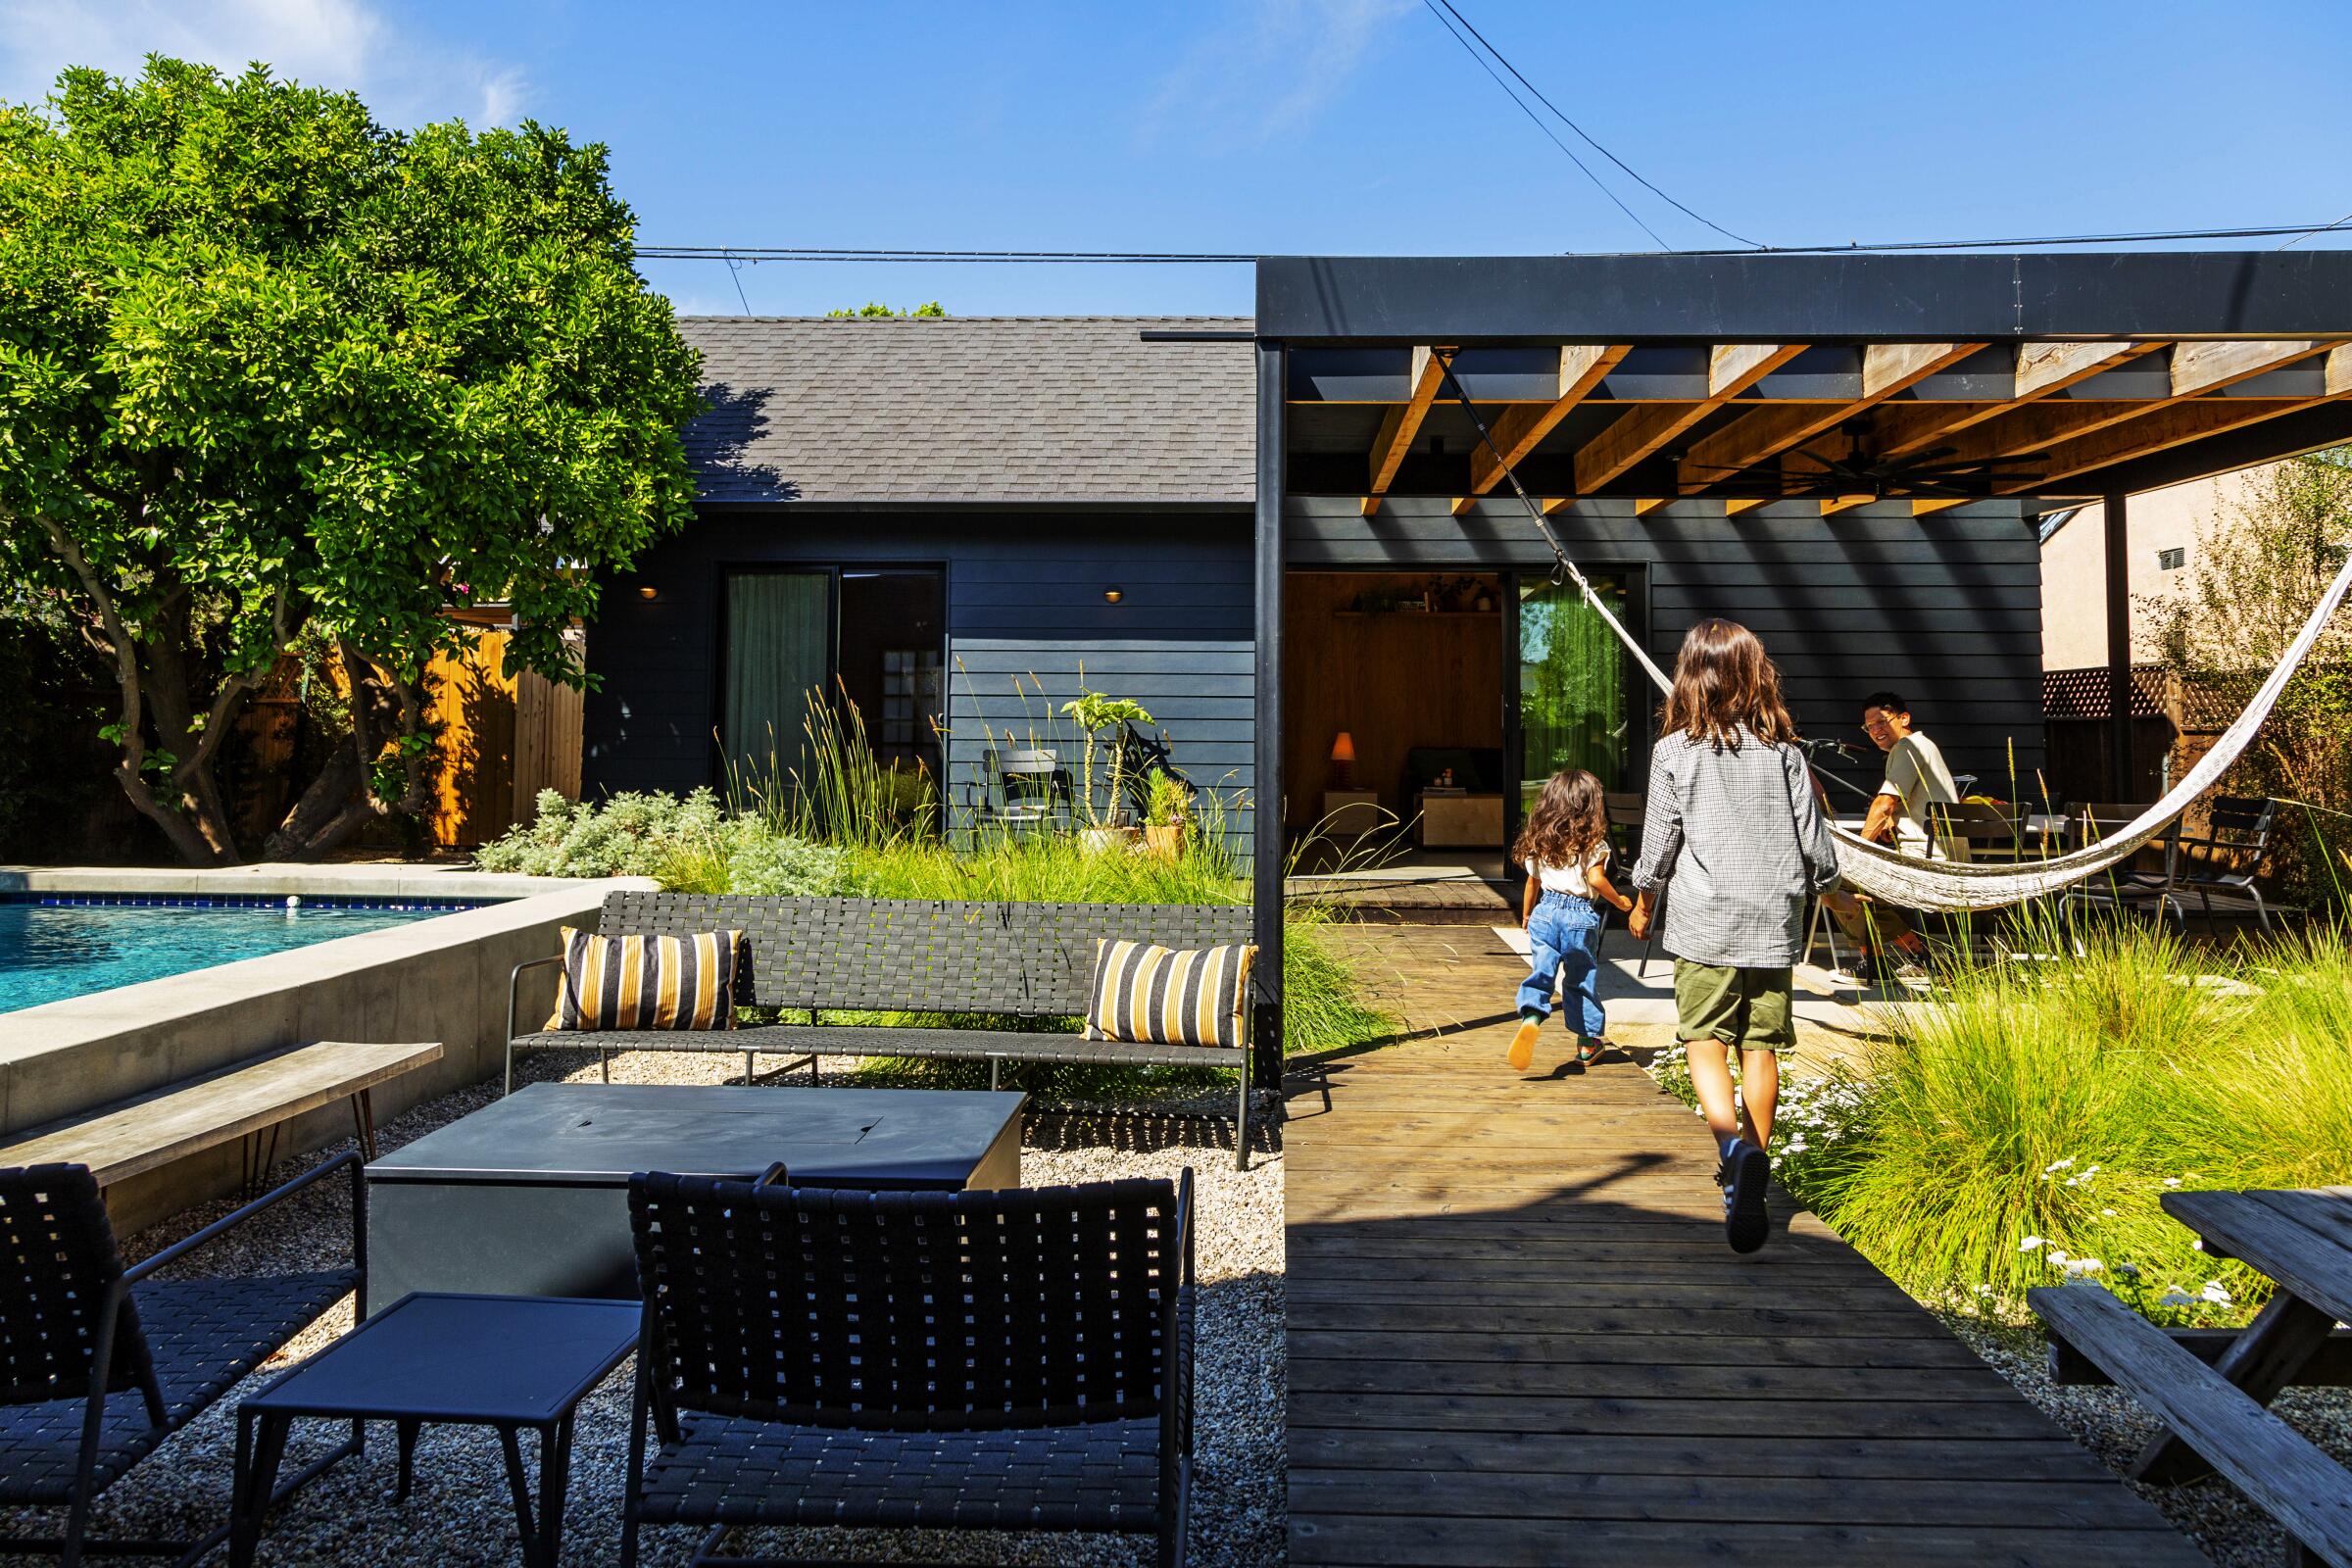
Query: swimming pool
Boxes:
[{"xmin": 0, "ymin": 895, "xmax": 495, "ymax": 1012}]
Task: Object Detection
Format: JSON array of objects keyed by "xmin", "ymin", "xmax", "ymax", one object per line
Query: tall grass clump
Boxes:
[
  {"xmin": 2177, "ymin": 921, "xmax": 2352, "ymax": 1189},
  {"xmin": 1784, "ymin": 914, "xmax": 2310, "ymax": 1315}
]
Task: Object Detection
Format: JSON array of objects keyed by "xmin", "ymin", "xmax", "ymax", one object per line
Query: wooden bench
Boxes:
[
  {"xmin": 2031, "ymin": 1284, "xmax": 2352, "ymax": 1568},
  {"xmin": 0, "ymin": 1039, "xmax": 443, "ymax": 1194},
  {"xmin": 504, "ymin": 893, "xmax": 1264, "ymax": 1166},
  {"xmin": 2033, "ymin": 1186, "xmax": 2352, "ymax": 1568}
]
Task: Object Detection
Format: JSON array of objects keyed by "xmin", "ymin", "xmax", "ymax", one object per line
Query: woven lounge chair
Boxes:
[
  {"xmin": 619, "ymin": 1170, "xmax": 1195, "ymax": 1567},
  {"xmin": 0, "ymin": 1156, "xmax": 364, "ymax": 1566}
]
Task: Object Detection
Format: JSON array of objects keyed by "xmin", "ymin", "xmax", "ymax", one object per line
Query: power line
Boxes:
[
  {"xmin": 1418, "ymin": 0, "xmax": 1670, "ymax": 250},
  {"xmin": 1427, "ymin": 0, "xmax": 1762, "ymax": 249},
  {"xmin": 637, "ymin": 221, "xmax": 2352, "ymax": 270}
]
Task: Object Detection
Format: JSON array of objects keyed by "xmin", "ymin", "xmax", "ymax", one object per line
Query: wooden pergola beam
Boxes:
[
  {"xmin": 1876, "ymin": 341, "xmax": 2163, "ymax": 459},
  {"xmin": 1455, "ymin": 344, "xmax": 1629, "ymax": 514},
  {"xmin": 1572, "ymin": 343, "xmax": 1801, "ymax": 494},
  {"xmin": 1997, "ymin": 346, "xmax": 2352, "ymax": 493},
  {"xmin": 1363, "ymin": 346, "xmax": 1448, "ymax": 515},
  {"xmin": 1677, "ymin": 342, "xmax": 1984, "ymax": 495}
]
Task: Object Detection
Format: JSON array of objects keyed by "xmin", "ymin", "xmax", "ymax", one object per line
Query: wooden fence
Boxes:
[
  {"xmin": 227, "ymin": 628, "xmax": 583, "ymax": 852},
  {"xmin": 2040, "ymin": 664, "xmax": 2235, "ymax": 808}
]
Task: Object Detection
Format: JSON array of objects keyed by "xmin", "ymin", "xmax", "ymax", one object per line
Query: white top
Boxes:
[
  {"xmin": 1878, "ymin": 730, "xmax": 1971, "ymax": 861},
  {"xmin": 1525, "ymin": 841, "xmax": 1610, "ymax": 897}
]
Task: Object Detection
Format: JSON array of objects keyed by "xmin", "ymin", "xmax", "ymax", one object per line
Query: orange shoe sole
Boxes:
[{"xmin": 1506, "ymin": 1019, "xmax": 1540, "ymax": 1071}]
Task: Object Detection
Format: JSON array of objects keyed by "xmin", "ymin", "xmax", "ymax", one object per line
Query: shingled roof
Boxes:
[{"xmin": 679, "ymin": 315, "xmax": 1255, "ymax": 505}]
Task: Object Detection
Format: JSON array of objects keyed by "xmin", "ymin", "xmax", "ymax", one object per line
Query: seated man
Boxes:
[{"xmin": 1822, "ymin": 690, "xmax": 1967, "ymax": 975}]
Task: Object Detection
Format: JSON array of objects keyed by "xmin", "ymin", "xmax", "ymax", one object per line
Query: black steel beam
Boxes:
[
  {"xmin": 1256, "ymin": 252, "xmax": 2352, "ymax": 346},
  {"xmin": 2104, "ymin": 491, "xmax": 2134, "ymax": 799},
  {"xmin": 1251, "ymin": 340, "xmax": 1286, "ymax": 1087}
]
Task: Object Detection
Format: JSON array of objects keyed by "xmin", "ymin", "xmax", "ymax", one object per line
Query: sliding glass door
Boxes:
[
  {"xmin": 719, "ymin": 565, "xmax": 946, "ymax": 808},
  {"xmin": 1513, "ymin": 574, "xmax": 1632, "ymax": 817}
]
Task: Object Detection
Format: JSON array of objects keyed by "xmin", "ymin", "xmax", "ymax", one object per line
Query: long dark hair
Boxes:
[
  {"xmin": 1513, "ymin": 767, "xmax": 1607, "ymax": 873},
  {"xmin": 1660, "ymin": 617, "xmax": 1798, "ymax": 751}
]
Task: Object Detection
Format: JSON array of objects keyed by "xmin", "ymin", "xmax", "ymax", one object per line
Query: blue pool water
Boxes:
[{"xmin": 0, "ymin": 896, "xmax": 490, "ymax": 1012}]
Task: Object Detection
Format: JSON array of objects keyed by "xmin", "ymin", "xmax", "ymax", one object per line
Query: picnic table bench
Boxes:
[
  {"xmin": 0, "ymin": 1039, "xmax": 443, "ymax": 1194},
  {"xmin": 2031, "ymin": 1186, "xmax": 2352, "ymax": 1568}
]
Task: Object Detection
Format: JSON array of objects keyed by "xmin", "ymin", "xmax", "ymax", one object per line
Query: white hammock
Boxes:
[{"xmin": 1428, "ymin": 350, "xmax": 2352, "ymax": 914}]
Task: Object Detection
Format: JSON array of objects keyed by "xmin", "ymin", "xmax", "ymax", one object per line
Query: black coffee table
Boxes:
[
  {"xmin": 364, "ymin": 1083, "xmax": 1025, "ymax": 1309},
  {"xmin": 229, "ymin": 1293, "xmax": 639, "ymax": 1568}
]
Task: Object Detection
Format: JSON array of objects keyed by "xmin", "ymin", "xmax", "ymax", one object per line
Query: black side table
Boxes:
[{"xmin": 230, "ymin": 1293, "xmax": 640, "ymax": 1568}]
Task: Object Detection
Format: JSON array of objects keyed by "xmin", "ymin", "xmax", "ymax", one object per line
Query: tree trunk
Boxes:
[{"xmin": 261, "ymin": 655, "xmax": 434, "ymax": 860}]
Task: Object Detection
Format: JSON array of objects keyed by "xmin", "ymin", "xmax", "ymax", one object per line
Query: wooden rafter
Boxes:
[
  {"xmin": 1363, "ymin": 346, "xmax": 1447, "ymax": 516},
  {"xmin": 1875, "ymin": 341, "xmax": 2163, "ymax": 459},
  {"xmin": 1632, "ymin": 497, "xmax": 1669, "ymax": 517},
  {"xmin": 1453, "ymin": 344, "xmax": 1629, "ymax": 514},
  {"xmin": 1677, "ymin": 343, "xmax": 1984, "ymax": 496},
  {"xmin": 1996, "ymin": 346, "xmax": 2352, "ymax": 493},
  {"xmin": 1723, "ymin": 497, "xmax": 1769, "ymax": 516},
  {"xmin": 1572, "ymin": 343, "xmax": 1801, "ymax": 494},
  {"xmin": 1912, "ymin": 497, "xmax": 1969, "ymax": 515}
]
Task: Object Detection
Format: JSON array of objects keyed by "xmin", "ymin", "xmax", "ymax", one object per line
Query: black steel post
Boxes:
[
  {"xmin": 1251, "ymin": 339, "xmax": 1286, "ymax": 1090},
  {"xmin": 2103, "ymin": 491, "xmax": 2133, "ymax": 799}
]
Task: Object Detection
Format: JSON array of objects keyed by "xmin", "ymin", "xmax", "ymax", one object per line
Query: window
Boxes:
[{"xmin": 2156, "ymin": 547, "xmax": 2185, "ymax": 571}]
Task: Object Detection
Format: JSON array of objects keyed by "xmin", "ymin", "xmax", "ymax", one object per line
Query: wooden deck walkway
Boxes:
[{"xmin": 1286, "ymin": 926, "xmax": 2206, "ymax": 1567}]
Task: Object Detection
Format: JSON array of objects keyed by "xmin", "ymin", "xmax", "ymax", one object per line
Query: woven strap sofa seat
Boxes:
[
  {"xmin": 507, "ymin": 893, "xmax": 1263, "ymax": 1166},
  {"xmin": 619, "ymin": 1172, "xmax": 1193, "ymax": 1568}
]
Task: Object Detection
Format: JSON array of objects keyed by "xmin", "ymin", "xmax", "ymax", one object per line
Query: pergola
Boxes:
[{"xmin": 1240, "ymin": 251, "xmax": 2352, "ymax": 1028}]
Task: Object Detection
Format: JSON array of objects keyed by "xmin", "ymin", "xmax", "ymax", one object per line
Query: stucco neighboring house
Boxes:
[{"xmin": 2040, "ymin": 466, "xmax": 2268, "ymax": 669}]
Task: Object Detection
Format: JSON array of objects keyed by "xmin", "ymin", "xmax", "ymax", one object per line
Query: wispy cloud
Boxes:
[
  {"xmin": 0, "ymin": 0, "xmax": 530, "ymax": 127},
  {"xmin": 1141, "ymin": 0, "xmax": 1415, "ymax": 149}
]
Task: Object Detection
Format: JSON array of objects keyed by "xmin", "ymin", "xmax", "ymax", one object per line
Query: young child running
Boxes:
[
  {"xmin": 1627, "ymin": 619, "xmax": 1841, "ymax": 1253},
  {"xmin": 1506, "ymin": 768, "xmax": 1635, "ymax": 1072}
]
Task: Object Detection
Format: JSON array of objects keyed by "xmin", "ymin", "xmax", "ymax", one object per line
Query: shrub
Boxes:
[{"xmin": 475, "ymin": 788, "xmax": 847, "ymax": 895}]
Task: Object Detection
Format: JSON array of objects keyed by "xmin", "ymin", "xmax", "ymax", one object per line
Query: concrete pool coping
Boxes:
[
  {"xmin": 0, "ymin": 871, "xmax": 658, "ymax": 1229},
  {"xmin": 0, "ymin": 861, "xmax": 616, "ymax": 902}
]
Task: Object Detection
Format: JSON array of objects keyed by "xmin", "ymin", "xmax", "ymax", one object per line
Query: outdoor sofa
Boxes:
[{"xmin": 505, "ymin": 892, "xmax": 1264, "ymax": 1166}]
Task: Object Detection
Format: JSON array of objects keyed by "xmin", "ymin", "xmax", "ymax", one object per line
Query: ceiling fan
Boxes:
[{"xmin": 1686, "ymin": 442, "xmax": 2046, "ymax": 499}]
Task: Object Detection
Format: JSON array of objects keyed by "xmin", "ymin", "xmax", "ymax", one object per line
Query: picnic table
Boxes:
[{"xmin": 2032, "ymin": 1186, "xmax": 2352, "ymax": 1568}]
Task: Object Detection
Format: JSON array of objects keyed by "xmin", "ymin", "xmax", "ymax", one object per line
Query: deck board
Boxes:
[{"xmin": 1286, "ymin": 927, "xmax": 2204, "ymax": 1566}]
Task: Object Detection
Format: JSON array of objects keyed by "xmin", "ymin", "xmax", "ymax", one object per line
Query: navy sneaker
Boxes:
[{"xmin": 1721, "ymin": 1139, "xmax": 1771, "ymax": 1253}]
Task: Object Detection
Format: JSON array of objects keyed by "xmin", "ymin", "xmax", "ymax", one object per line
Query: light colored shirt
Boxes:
[
  {"xmin": 1525, "ymin": 842, "xmax": 1609, "ymax": 897},
  {"xmin": 1631, "ymin": 728, "xmax": 1843, "ymax": 968},
  {"xmin": 1881, "ymin": 731, "xmax": 1970, "ymax": 861}
]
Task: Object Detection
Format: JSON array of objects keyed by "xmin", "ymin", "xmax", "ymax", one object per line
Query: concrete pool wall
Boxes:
[{"xmin": 0, "ymin": 865, "xmax": 656, "ymax": 1232}]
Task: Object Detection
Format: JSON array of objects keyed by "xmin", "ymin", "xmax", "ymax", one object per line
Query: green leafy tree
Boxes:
[
  {"xmin": 823, "ymin": 302, "xmax": 947, "ymax": 318},
  {"xmin": 2146, "ymin": 451, "xmax": 2352, "ymax": 906},
  {"xmin": 0, "ymin": 59, "xmax": 704, "ymax": 862}
]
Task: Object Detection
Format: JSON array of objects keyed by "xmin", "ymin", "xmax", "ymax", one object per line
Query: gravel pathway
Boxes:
[
  {"xmin": 0, "ymin": 1050, "xmax": 1284, "ymax": 1568},
  {"xmin": 1944, "ymin": 1309, "xmax": 2352, "ymax": 1568}
]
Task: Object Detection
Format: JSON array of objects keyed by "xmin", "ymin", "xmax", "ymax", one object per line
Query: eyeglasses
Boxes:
[{"xmin": 1860, "ymin": 716, "xmax": 1896, "ymax": 734}]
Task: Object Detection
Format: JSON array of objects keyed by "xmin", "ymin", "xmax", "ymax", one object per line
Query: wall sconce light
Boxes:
[
  {"xmin": 1102, "ymin": 587, "xmax": 1124, "ymax": 604},
  {"xmin": 636, "ymin": 584, "xmax": 659, "ymax": 601}
]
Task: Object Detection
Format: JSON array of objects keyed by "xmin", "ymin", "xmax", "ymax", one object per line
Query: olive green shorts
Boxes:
[{"xmin": 1673, "ymin": 960, "xmax": 1795, "ymax": 1053}]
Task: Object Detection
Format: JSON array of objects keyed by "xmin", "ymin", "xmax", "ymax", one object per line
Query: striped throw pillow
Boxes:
[
  {"xmin": 544, "ymin": 927, "xmax": 743, "ymax": 1032},
  {"xmin": 1082, "ymin": 939, "xmax": 1255, "ymax": 1050}
]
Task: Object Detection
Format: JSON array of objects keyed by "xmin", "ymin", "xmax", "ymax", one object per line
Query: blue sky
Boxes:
[{"xmin": 7, "ymin": 0, "xmax": 2351, "ymax": 317}]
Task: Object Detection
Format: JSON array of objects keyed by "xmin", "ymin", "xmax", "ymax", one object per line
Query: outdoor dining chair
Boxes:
[
  {"xmin": 2057, "ymin": 802, "xmax": 2189, "ymax": 930},
  {"xmin": 2166, "ymin": 795, "xmax": 2285, "ymax": 933},
  {"xmin": 0, "ymin": 1156, "xmax": 365, "ymax": 1567},
  {"xmin": 968, "ymin": 747, "xmax": 1073, "ymax": 832},
  {"xmin": 620, "ymin": 1170, "xmax": 1195, "ymax": 1568}
]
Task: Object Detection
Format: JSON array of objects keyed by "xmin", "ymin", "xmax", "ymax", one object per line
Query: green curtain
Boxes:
[
  {"xmin": 722, "ymin": 571, "xmax": 830, "ymax": 789},
  {"xmin": 1519, "ymin": 578, "xmax": 1629, "ymax": 811}
]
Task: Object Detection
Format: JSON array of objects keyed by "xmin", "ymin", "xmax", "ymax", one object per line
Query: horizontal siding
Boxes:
[
  {"xmin": 951, "ymin": 637, "xmax": 1254, "ymax": 845},
  {"xmin": 1286, "ymin": 495, "xmax": 2047, "ymax": 790}
]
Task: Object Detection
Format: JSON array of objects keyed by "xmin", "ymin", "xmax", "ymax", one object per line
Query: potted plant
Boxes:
[
  {"xmin": 1143, "ymin": 769, "xmax": 1192, "ymax": 860},
  {"xmin": 1058, "ymin": 689, "xmax": 1154, "ymax": 851}
]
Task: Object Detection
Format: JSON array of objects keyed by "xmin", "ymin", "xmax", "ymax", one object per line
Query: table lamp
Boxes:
[{"xmin": 1330, "ymin": 730, "xmax": 1355, "ymax": 790}]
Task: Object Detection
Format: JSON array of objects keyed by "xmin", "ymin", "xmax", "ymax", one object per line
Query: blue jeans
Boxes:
[{"xmin": 1517, "ymin": 893, "xmax": 1606, "ymax": 1038}]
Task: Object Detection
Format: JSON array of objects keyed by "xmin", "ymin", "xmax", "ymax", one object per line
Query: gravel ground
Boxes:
[
  {"xmin": 1945, "ymin": 1308, "xmax": 2352, "ymax": 1568},
  {"xmin": 0, "ymin": 1050, "xmax": 1285, "ymax": 1568}
]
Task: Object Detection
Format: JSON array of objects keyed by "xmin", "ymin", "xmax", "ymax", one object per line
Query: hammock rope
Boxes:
[{"xmin": 1429, "ymin": 349, "xmax": 2352, "ymax": 913}]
